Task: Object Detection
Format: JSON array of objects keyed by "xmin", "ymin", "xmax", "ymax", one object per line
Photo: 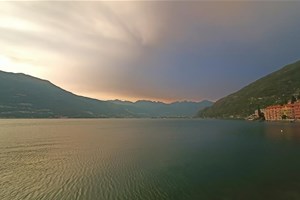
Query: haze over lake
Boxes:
[{"xmin": 1, "ymin": 119, "xmax": 300, "ymax": 200}]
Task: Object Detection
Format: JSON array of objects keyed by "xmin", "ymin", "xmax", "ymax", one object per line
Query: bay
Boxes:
[{"xmin": 0, "ymin": 119, "xmax": 300, "ymax": 200}]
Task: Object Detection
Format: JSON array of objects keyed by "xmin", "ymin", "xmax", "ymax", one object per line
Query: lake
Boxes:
[{"xmin": 0, "ymin": 119, "xmax": 300, "ymax": 200}]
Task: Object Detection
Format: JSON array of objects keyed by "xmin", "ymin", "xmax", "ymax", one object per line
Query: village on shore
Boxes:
[{"xmin": 247, "ymin": 99, "xmax": 300, "ymax": 121}]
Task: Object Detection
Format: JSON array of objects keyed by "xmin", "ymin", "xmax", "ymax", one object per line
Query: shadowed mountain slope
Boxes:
[
  {"xmin": 198, "ymin": 60, "xmax": 300, "ymax": 119},
  {"xmin": 0, "ymin": 71, "xmax": 132, "ymax": 118}
]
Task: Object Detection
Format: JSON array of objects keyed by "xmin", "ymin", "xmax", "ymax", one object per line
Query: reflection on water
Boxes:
[{"xmin": 0, "ymin": 119, "xmax": 300, "ymax": 200}]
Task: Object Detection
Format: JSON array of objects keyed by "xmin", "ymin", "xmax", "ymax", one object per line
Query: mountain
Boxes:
[
  {"xmin": 198, "ymin": 60, "xmax": 300, "ymax": 119},
  {"xmin": 0, "ymin": 70, "xmax": 212, "ymax": 118},
  {"xmin": 0, "ymin": 70, "xmax": 133, "ymax": 118},
  {"xmin": 109, "ymin": 99, "xmax": 213, "ymax": 118}
]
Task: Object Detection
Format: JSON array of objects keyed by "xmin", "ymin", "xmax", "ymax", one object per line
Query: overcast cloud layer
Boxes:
[{"xmin": 1, "ymin": 2, "xmax": 300, "ymax": 102}]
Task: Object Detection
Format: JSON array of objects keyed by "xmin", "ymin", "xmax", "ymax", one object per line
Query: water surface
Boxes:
[{"xmin": 1, "ymin": 119, "xmax": 300, "ymax": 200}]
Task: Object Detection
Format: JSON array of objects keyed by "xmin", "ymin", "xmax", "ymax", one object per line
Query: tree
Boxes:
[
  {"xmin": 280, "ymin": 98, "xmax": 288, "ymax": 106},
  {"xmin": 257, "ymin": 106, "xmax": 265, "ymax": 120},
  {"xmin": 291, "ymin": 95, "xmax": 297, "ymax": 104}
]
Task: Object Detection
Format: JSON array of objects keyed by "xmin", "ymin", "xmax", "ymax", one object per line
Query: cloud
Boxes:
[{"xmin": 1, "ymin": 1, "xmax": 300, "ymax": 102}]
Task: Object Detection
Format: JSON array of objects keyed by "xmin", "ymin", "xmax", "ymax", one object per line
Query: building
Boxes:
[
  {"xmin": 281, "ymin": 103, "xmax": 295, "ymax": 119},
  {"xmin": 263, "ymin": 101, "xmax": 300, "ymax": 121},
  {"xmin": 264, "ymin": 105, "xmax": 282, "ymax": 121},
  {"xmin": 294, "ymin": 101, "xmax": 300, "ymax": 119}
]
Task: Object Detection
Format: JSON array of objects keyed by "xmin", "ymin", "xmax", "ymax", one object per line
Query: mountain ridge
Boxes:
[
  {"xmin": 198, "ymin": 60, "xmax": 300, "ymax": 119},
  {"xmin": 108, "ymin": 99, "xmax": 213, "ymax": 118},
  {"xmin": 0, "ymin": 70, "xmax": 212, "ymax": 118},
  {"xmin": 0, "ymin": 70, "xmax": 133, "ymax": 118}
]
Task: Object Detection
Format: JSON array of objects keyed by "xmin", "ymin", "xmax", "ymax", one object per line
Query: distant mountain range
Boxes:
[
  {"xmin": 0, "ymin": 70, "xmax": 212, "ymax": 118},
  {"xmin": 198, "ymin": 60, "xmax": 300, "ymax": 119},
  {"xmin": 109, "ymin": 99, "xmax": 213, "ymax": 118}
]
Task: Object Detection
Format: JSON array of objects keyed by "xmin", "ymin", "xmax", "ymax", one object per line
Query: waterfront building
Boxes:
[
  {"xmin": 294, "ymin": 101, "xmax": 300, "ymax": 119},
  {"xmin": 264, "ymin": 105, "xmax": 282, "ymax": 121},
  {"xmin": 281, "ymin": 103, "xmax": 295, "ymax": 119}
]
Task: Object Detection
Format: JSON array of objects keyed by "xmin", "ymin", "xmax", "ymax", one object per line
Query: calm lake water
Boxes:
[{"xmin": 0, "ymin": 119, "xmax": 300, "ymax": 200}]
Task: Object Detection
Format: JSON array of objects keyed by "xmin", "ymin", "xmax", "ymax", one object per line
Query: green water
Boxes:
[{"xmin": 0, "ymin": 119, "xmax": 300, "ymax": 200}]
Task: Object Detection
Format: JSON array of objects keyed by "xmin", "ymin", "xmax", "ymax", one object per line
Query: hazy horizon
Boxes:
[{"xmin": 1, "ymin": 2, "xmax": 300, "ymax": 102}]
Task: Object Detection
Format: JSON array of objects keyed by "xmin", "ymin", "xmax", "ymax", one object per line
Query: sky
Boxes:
[{"xmin": 1, "ymin": 1, "xmax": 300, "ymax": 103}]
